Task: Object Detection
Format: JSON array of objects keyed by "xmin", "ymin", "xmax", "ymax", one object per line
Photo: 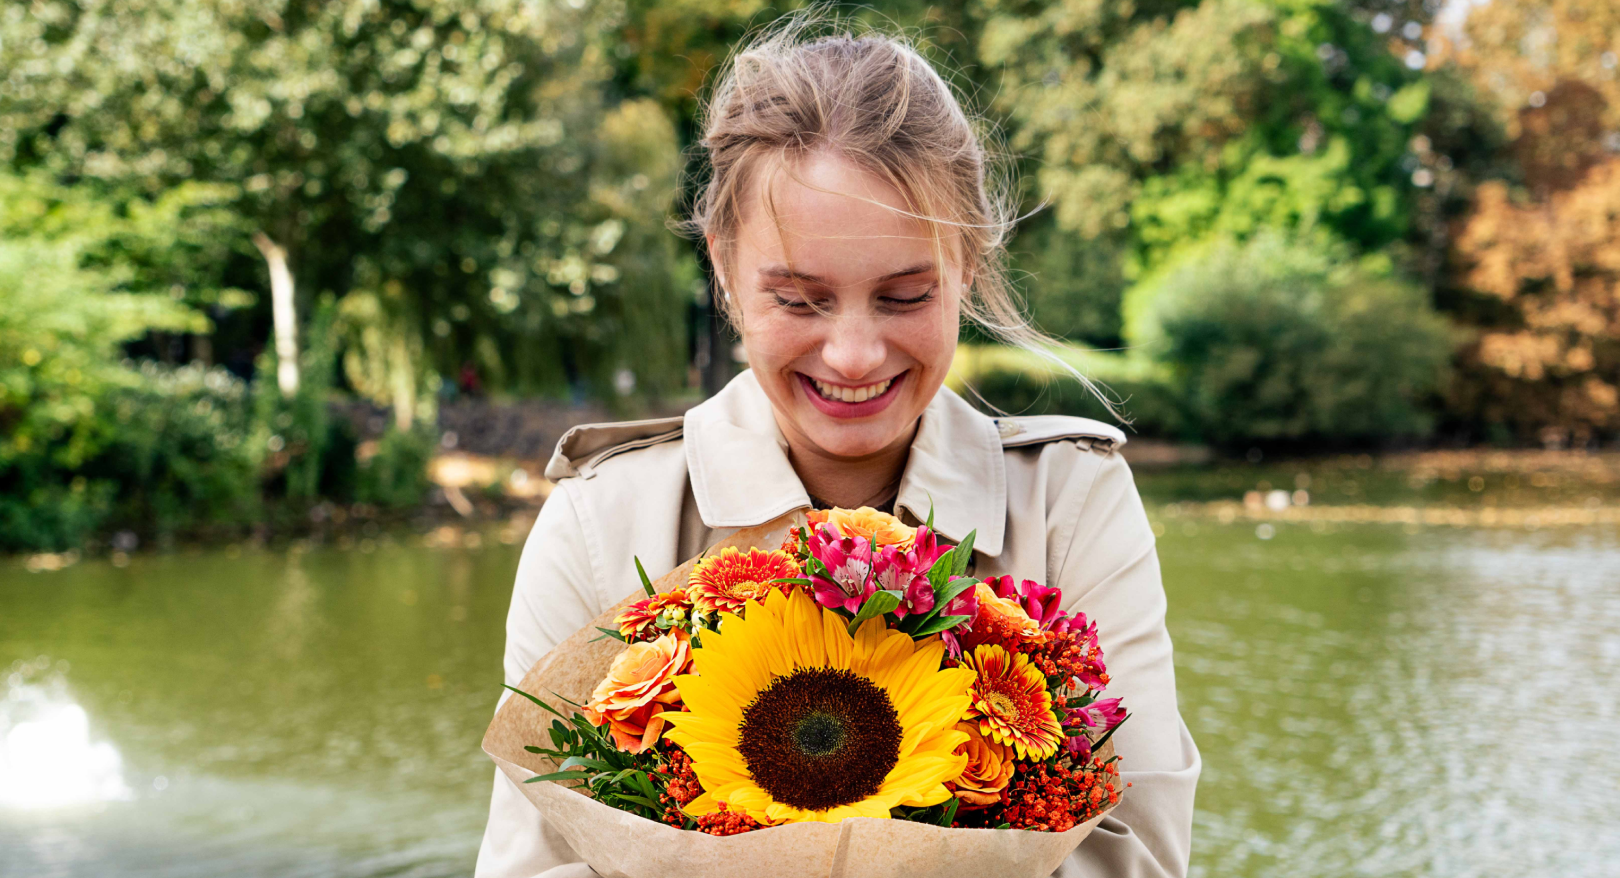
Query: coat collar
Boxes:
[{"xmin": 683, "ymin": 370, "xmax": 1007, "ymax": 557}]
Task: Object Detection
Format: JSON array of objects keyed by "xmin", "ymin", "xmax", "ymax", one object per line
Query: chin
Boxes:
[{"xmin": 799, "ymin": 422, "xmax": 904, "ymax": 460}]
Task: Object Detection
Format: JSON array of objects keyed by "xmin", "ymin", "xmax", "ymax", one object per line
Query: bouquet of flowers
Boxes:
[{"xmin": 484, "ymin": 508, "xmax": 1128, "ymax": 878}]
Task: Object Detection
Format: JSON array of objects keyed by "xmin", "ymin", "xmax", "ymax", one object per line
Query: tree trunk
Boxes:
[{"xmin": 252, "ymin": 231, "xmax": 300, "ymax": 397}]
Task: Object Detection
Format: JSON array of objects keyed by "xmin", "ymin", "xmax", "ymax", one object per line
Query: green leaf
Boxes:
[
  {"xmin": 769, "ymin": 577, "xmax": 813, "ymax": 587},
  {"xmin": 951, "ymin": 530, "xmax": 976, "ymax": 576},
  {"xmin": 591, "ymin": 626, "xmax": 628, "ymax": 643},
  {"xmin": 926, "ymin": 505, "xmax": 936, "ymax": 530},
  {"xmin": 937, "ymin": 796, "xmax": 960, "ymax": 827},
  {"xmin": 909, "ymin": 613, "xmax": 972, "ymax": 638},
  {"xmin": 1387, "ymin": 80, "xmax": 1431, "ymax": 124},
  {"xmin": 634, "ymin": 556, "xmax": 656, "ymax": 597},
  {"xmin": 933, "ymin": 575, "xmax": 976, "ymax": 608},
  {"xmin": 994, "ymin": 822, "xmax": 1012, "ymax": 830},
  {"xmin": 526, "ymin": 770, "xmax": 592, "ymax": 784},
  {"xmin": 847, "ymin": 590, "xmax": 902, "ymax": 636},
  {"xmin": 560, "ymin": 755, "xmax": 618, "ymax": 772},
  {"xmin": 523, "ymin": 745, "xmax": 544, "ymax": 754}
]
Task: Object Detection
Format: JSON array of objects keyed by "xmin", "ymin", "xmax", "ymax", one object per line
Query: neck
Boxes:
[{"xmin": 781, "ymin": 423, "xmax": 916, "ymax": 510}]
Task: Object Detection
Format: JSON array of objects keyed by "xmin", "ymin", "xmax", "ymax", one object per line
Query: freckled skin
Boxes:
[{"xmin": 708, "ymin": 152, "xmax": 965, "ymax": 500}]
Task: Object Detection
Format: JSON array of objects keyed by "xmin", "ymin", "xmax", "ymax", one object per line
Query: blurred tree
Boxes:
[
  {"xmin": 1, "ymin": 0, "xmax": 689, "ymax": 412},
  {"xmin": 1449, "ymin": 161, "xmax": 1620, "ymax": 444},
  {"xmin": 976, "ymin": 0, "xmax": 1427, "ymax": 279},
  {"xmin": 1424, "ymin": 0, "xmax": 1620, "ymax": 443}
]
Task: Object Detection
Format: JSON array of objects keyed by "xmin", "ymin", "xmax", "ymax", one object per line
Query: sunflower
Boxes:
[
  {"xmin": 687, "ymin": 548, "xmax": 803, "ymax": 615},
  {"xmin": 664, "ymin": 588, "xmax": 975, "ymax": 824},
  {"xmin": 960, "ymin": 644, "xmax": 1063, "ymax": 760}
]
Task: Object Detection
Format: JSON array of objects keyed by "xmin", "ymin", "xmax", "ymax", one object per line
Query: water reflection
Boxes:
[
  {"xmin": 0, "ymin": 662, "xmax": 131, "ymax": 810},
  {"xmin": 0, "ymin": 523, "xmax": 1616, "ymax": 877}
]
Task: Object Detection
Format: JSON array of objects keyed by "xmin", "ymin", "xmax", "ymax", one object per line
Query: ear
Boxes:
[{"xmin": 705, "ymin": 234, "xmax": 727, "ymax": 294}]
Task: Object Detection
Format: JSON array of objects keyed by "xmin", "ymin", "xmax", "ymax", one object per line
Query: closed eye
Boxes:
[{"xmin": 879, "ymin": 287, "xmax": 936, "ymax": 310}]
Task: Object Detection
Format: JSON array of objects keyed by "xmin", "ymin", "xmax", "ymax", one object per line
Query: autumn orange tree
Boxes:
[{"xmin": 1434, "ymin": 0, "xmax": 1620, "ymax": 443}]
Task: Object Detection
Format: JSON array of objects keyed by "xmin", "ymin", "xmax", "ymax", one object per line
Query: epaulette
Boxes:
[
  {"xmin": 990, "ymin": 415, "xmax": 1127, "ymax": 455},
  {"xmin": 544, "ymin": 415, "xmax": 685, "ymax": 480}
]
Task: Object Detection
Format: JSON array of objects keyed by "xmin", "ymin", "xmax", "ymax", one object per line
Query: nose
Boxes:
[{"xmin": 819, "ymin": 313, "xmax": 887, "ymax": 381}]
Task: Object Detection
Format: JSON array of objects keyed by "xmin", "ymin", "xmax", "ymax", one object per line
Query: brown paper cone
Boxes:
[{"xmin": 483, "ymin": 511, "xmax": 1121, "ymax": 877}]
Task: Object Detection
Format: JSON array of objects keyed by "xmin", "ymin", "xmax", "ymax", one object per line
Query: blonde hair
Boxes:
[{"xmin": 679, "ymin": 14, "xmax": 1120, "ymax": 419}]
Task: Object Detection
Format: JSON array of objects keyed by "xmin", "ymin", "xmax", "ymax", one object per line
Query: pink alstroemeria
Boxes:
[
  {"xmin": 871, "ymin": 526, "xmax": 951, "ymax": 619},
  {"xmin": 805, "ymin": 524, "xmax": 876, "ymax": 613},
  {"xmin": 1061, "ymin": 697, "xmax": 1125, "ymax": 760},
  {"xmin": 1069, "ymin": 697, "xmax": 1127, "ymax": 732}
]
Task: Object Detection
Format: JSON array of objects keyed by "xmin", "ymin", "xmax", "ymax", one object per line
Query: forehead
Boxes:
[{"xmin": 734, "ymin": 151, "xmax": 956, "ymax": 283}]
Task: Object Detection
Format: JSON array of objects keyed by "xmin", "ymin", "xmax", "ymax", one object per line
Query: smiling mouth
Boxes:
[{"xmin": 807, "ymin": 375, "xmax": 897, "ymax": 404}]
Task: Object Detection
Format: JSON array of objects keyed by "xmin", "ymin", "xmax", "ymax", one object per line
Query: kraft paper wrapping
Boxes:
[{"xmin": 482, "ymin": 512, "xmax": 1120, "ymax": 878}]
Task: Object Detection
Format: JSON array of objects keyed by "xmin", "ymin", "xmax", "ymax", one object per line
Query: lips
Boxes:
[{"xmin": 796, "ymin": 371, "xmax": 906, "ymax": 419}]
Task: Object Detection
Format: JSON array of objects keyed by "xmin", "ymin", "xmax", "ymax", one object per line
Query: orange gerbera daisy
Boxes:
[
  {"xmin": 960, "ymin": 643, "xmax": 1063, "ymax": 760},
  {"xmin": 812, "ymin": 507, "xmax": 916, "ymax": 548},
  {"xmin": 687, "ymin": 547, "xmax": 802, "ymax": 615}
]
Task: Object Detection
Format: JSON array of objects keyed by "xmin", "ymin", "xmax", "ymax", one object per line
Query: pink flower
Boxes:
[
  {"xmin": 808, "ymin": 523, "xmax": 953, "ymax": 618},
  {"xmin": 1069, "ymin": 697, "xmax": 1126, "ymax": 732},
  {"xmin": 1061, "ymin": 697, "xmax": 1124, "ymax": 760},
  {"xmin": 806, "ymin": 524, "xmax": 876, "ymax": 613},
  {"xmin": 872, "ymin": 526, "xmax": 950, "ymax": 618}
]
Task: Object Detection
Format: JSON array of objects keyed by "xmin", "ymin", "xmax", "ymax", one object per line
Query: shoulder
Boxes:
[
  {"xmin": 543, "ymin": 415, "xmax": 686, "ymax": 481},
  {"xmin": 991, "ymin": 414, "xmax": 1127, "ymax": 456}
]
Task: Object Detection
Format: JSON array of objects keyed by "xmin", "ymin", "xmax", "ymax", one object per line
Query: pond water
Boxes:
[{"xmin": 3, "ymin": 510, "xmax": 1618, "ymax": 876}]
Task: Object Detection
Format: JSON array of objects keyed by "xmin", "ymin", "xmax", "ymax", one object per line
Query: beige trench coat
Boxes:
[{"xmin": 476, "ymin": 371, "xmax": 1200, "ymax": 877}]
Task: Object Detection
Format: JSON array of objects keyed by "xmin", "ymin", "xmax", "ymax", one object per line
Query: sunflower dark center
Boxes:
[{"xmin": 737, "ymin": 667, "xmax": 902, "ymax": 811}]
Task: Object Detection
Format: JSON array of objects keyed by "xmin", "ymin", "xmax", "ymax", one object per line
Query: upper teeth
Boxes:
[{"xmin": 811, "ymin": 377, "xmax": 893, "ymax": 403}]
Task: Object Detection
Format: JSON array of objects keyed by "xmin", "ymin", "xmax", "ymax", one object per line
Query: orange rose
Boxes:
[
  {"xmin": 816, "ymin": 506, "xmax": 915, "ymax": 548},
  {"xmin": 581, "ymin": 630, "xmax": 691, "ymax": 753},
  {"xmin": 962, "ymin": 581, "xmax": 1042, "ymax": 649},
  {"xmin": 949, "ymin": 721, "xmax": 1016, "ymax": 805}
]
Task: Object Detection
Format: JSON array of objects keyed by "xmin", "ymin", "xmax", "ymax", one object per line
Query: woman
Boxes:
[{"xmin": 477, "ymin": 25, "xmax": 1199, "ymax": 878}]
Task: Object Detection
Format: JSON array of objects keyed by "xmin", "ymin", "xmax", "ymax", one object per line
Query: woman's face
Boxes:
[{"xmin": 712, "ymin": 151, "xmax": 963, "ymax": 461}]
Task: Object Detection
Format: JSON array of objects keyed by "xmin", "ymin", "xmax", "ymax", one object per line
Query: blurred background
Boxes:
[{"xmin": 2, "ymin": 1, "xmax": 1617, "ymax": 876}]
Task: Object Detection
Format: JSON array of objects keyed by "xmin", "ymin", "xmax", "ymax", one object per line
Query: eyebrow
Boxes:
[{"xmin": 756, "ymin": 262, "xmax": 936, "ymax": 286}]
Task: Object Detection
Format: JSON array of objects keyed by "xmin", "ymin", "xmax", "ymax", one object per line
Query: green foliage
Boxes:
[
  {"xmin": 954, "ymin": 345, "xmax": 1188, "ymax": 438},
  {"xmin": 980, "ymin": 0, "xmax": 1424, "ymax": 272},
  {"xmin": 92, "ymin": 363, "xmax": 261, "ymax": 540},
  {"xmin": 252, "ymin": 298, "xmax": 345, "ymax": 502},
  {"xmin": 356, "ymin": 426, "xmax": 436, "ymax": 510},
  {"xmin": 1137, "ymin": 232, "xmax": 1453, "ymax": 446},
  {"xmin": 3, "ymin": 0, "xmax": 689, "ymax": 398},
  {"xmin": 0, "ymin": 236, "xmax": 255, "ymax": 551}
]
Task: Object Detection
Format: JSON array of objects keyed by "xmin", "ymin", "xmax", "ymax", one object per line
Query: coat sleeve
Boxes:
[
  {"xmin": 1050, "ymin": 451, "xmax": 1201, "ymax": 878},
  {"xmin": 475, "ymin": 483, "xmax": 603, "ymax": 878}
]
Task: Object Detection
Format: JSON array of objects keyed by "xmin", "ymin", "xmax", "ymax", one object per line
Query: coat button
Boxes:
[{"xmin": 995, "ymin": 419, "xmax": 1023, "ymax": 439}]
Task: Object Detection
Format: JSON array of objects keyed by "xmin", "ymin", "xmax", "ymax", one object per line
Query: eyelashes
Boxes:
[{"xmin": 770, "ymin": 287, "xmax": 937, "ymax": 312}]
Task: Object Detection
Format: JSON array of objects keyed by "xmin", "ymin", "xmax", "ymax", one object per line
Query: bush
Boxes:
[
  {"xmin": 950, "ymin": 345, "xmax": 1185, "ymax": 438},
  {"xmin": 1135, "ymin": 232, "xmax": 1453, "ymax": 447},
  {"xmin": 92, "ymin": 363, "xmax": 261, "ymax": 541},
  {"xmin": 0, "ymin": 238, "xmax": 212, "ymax": 551},
  {"xmin": 356, "ymin": 426, "xmax": 436, "ymax": 510}
]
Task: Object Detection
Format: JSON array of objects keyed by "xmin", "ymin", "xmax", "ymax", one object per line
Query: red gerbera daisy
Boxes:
[{"xmin": 686, "ymin": 547, "xmax": 802, "ymax": 615}]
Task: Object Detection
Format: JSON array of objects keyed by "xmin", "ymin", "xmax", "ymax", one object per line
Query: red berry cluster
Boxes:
[
  {"xmin": 1023, "ymin": 628, "xmax": 1109, "ymax": 692},
  {"xmin": 999, "ymin": 757, "xmax": 1126, "ymax": 833},
  {"xmin": 693, "ymin": 801, "xmax": 762, "ymax": 836},
  {"xmin": 657, "ymin": 746, "xmax": 704, "ymax": 827}
]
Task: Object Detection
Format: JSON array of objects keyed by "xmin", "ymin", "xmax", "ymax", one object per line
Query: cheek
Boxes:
[
  {"xmin": 892, "ymin": 307, "xmax": 959, "ymax": 374},
  {"xmin": 740, "ymin": 309, "xmax": 816, "ymax": 365}
]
